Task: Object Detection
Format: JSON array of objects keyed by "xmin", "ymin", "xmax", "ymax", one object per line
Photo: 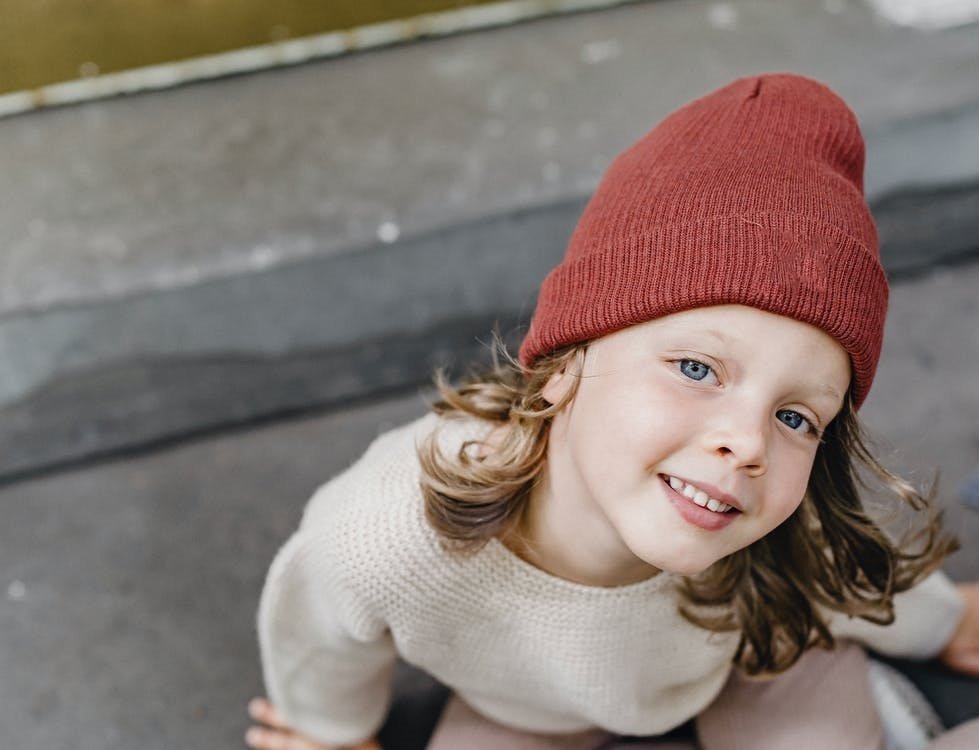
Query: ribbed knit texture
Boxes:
[
  {"xmin": 519, "ymin": 74, "xmax": 888, "ymax": 408},
  {"xmin": 257, "ymin": 415, "xmax": 964, "ymax": 746}
]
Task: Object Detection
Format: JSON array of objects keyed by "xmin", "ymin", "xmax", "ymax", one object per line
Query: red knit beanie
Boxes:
[{"xmin": 519, "ymin": 73, "xmax": 887, "ymax": 408}]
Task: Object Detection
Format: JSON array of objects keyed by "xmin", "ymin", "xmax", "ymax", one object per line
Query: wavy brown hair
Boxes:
[{"xmin": 418, "ymin": 339, "xmax": 958, "ymax": 674}]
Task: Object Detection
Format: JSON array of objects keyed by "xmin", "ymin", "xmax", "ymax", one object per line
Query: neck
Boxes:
[{"xmin": 504, "ymin": 470, "xmax": 660, "ymax": 588}]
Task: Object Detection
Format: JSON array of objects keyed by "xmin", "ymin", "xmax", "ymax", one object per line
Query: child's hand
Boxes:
[
  {"xmin": 939, "ymin": 583, "xmax": 979, "ymax": 677},
  {"xmin": 246, "ymin": 697, "xmax": 382, "ymax": 750}
]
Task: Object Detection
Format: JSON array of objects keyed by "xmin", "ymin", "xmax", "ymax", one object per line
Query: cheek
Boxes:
[
  {"xmin": 768, "ymin": 451, "xmax": 818, "ymax": 521},
  {"xmin": 580, "ymin": 390, "xmax": 677, "ymax": 458},
  {"xmin": 770, "ymin": 493, "xmax": 807, "ymax": 529},
  {"xmin": 565, "ymin": 391, "xmax": 662, "ymax": 480}
]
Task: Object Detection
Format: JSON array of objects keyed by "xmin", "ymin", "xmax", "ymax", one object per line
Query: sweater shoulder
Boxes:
[
  {"xmin": 299, "ymin": 412, "xmax": 434, "ymax": 529},
  {"xmin": 298, "ymin": 410, "xmax": 489, "ymax": 530},
  {"xmin": 291, "ymin": 411, "xmax": 493, "ymax": 607}
]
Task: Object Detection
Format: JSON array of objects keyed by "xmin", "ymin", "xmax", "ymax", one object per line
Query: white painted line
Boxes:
[
  {"xmin": 0, "ymin": 0, "xmax": 639, "ymax": 119},
  {"xmin": 865, "ymin": 0, "xmax": 979, "ymax": 30}
]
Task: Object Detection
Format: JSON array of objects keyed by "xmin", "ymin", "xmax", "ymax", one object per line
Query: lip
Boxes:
[
  {"xmin": 662, "ymin": 474, "xmax": 745, "ymax": 512},
  {"xmin": 659, "ymin": 474, "xmax": 742, "ymax": 532}
]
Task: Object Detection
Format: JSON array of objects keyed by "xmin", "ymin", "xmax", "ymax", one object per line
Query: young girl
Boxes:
[{"xmin": 248, "ymin": 74, "xmax": 979, "ymax": 750}]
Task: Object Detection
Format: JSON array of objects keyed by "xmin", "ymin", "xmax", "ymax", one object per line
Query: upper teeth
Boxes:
[{"xmin": 667, "ymin": 476, "xmax": 733, "ymax": 513}]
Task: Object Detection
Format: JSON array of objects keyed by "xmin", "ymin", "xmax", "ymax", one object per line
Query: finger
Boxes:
[
  {"xmin": 954, "ymin": 651, "xmax": 979, "ymax": 677},
  {"xmin": 246, "ymin": 726, "xmax": 289, "ymax": 750},
  {"xmin": 248, "ymin": 697, "xmax": 292, "ymax": 730},
  {"xmin": 941, "ymin": 646, "xmax": 979, "ymax": 677},
  {"xmin": 245, "ymin": 724, "xmax": 333, "ymax": 750}
]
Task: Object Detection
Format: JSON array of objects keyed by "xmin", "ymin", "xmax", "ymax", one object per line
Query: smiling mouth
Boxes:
[{"xmin": 661, "ymin": 475, "xmax": 738, "ymax": 514}]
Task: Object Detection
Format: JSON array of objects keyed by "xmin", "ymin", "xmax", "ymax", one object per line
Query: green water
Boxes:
[{"xmin": 0, "ymin": 0, "xmax": 500, "ymax": 94}]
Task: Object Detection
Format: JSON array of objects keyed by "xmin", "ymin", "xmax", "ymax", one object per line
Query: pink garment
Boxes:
[{"xmin": 429, "ymin": 642, "xmax": 884, "ymax": 750}]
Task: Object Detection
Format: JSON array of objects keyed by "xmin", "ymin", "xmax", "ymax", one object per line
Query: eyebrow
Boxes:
[
  {"xmin": 815, "ymin": 383, "xmax": 845, "ymax": 402},
  {"xmin": 692, "ymin": 327, "xmax": 730, "ymax": 343}
]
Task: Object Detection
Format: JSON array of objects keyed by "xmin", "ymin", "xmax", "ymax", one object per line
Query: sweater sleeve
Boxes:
[
  {"xmin": 258, "ymin": 528, "xmax": 397, "ymax": 746},
  {"xmin": 826, "ymin": 570, "xmax": 965, "ymax": 659}
]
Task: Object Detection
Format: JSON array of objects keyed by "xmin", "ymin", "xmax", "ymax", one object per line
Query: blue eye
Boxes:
[
  {"xmin": 777, "ymin": 409, "xmax": 811, "ymax": 432},
  {"xmin": 679, "ymin": 359, "xmax": 712, "ymax": 381}
]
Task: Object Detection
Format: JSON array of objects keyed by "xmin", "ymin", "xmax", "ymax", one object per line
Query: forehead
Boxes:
[
  {"xmin": 644, "ymin": 304, "xmax": 834, "ymax": 342},
  {"xmin": 599, "ymin": 304, "xmax": 852, "ymax": 395}
]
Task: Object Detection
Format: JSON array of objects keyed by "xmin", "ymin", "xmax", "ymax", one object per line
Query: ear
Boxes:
[
  {"xmin": 541, "ymin": 367, "xmax": 576, "ymax": 407},
  {"xmin": 540, "ymin": 346, "xmax": 588, "ymax": 407}
]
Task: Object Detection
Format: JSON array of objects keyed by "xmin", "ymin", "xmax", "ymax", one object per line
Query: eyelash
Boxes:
[
  {"xmin": 674, "ymin": 358, "xmax": 820, "ymax": 437},
  {"xmin": 676, "ymin": 358, "xmax": 716, "ymax": 383},
  {"xmin": 776, "ymin": 409, "xmax": 818, "ymax": 436}
]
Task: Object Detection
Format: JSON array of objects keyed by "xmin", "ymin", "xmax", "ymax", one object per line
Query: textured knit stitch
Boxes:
[
  {"xmin": 257, "ymin": 414, "xmax": 965, "ymax": 747},
  {"xmin": 519, "ymin": 73, "xmax": 887, "ymax": 408}
]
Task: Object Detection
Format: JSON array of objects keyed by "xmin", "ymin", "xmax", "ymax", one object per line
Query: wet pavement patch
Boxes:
[{"xmin": 0, "ymin": 0, "xmax": 502, "ymax": 93}]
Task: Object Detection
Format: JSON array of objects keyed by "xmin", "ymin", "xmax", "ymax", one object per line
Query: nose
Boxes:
[{"xmin": 704, "ymin": 402, "xmax": 769, "ymax": 477}]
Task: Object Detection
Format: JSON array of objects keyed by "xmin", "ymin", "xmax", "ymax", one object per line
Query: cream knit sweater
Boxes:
[{"xmin": 258, "ymin": 413, "xmax": 965, "ymax": 747}]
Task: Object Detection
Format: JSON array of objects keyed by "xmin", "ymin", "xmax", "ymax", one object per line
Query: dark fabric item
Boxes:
[{"xmin": 881, "ymin": 656, "xmax": 979, "ymax": 729}]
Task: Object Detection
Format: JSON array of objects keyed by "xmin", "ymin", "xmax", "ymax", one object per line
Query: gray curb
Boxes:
[
  {"xmin": 4, "ymin": 0, "xmax": 979, "ymax": 480},
  {"xmin": 2, "ymin": 172, "xmax": 978, "ymax": 481}
]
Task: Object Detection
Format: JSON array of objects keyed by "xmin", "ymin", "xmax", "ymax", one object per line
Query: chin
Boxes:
[
  {"xmin": 659, "ymin": 546, "xmax": 747, "ymax": 577},
  {"xmin": 628, "ymin": 539, "xmax": 719, "ymax": 578},
  {"xmin": 649, "ymin": 555, "xmax": 719, "ymax": 577},
  {"xmin": 660, "ymin": 562, "xmax": 712, "ymax": 578},
  {"xmin": 650, "ymin": 556, "xmax": 716, "ymax": 577}
]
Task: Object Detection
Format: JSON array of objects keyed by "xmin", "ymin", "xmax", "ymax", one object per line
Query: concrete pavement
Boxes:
[
  {"xmin": 1, "ymin": 0, "xmax": 979, "ymax": 477},
  {"xmin": 1, "ymin": 0, "xmax": 979, "ymax": 748}
]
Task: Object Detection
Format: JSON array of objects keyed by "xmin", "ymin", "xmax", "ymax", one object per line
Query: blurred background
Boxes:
[{"xmin": 1, "ymin": 1, "xmax": 978, "ymax": 748}]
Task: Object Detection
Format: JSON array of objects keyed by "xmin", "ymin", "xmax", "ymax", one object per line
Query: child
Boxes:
[{"xmin": 248, "ymin": 74, "xmax": 979, "ymax": 749}]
